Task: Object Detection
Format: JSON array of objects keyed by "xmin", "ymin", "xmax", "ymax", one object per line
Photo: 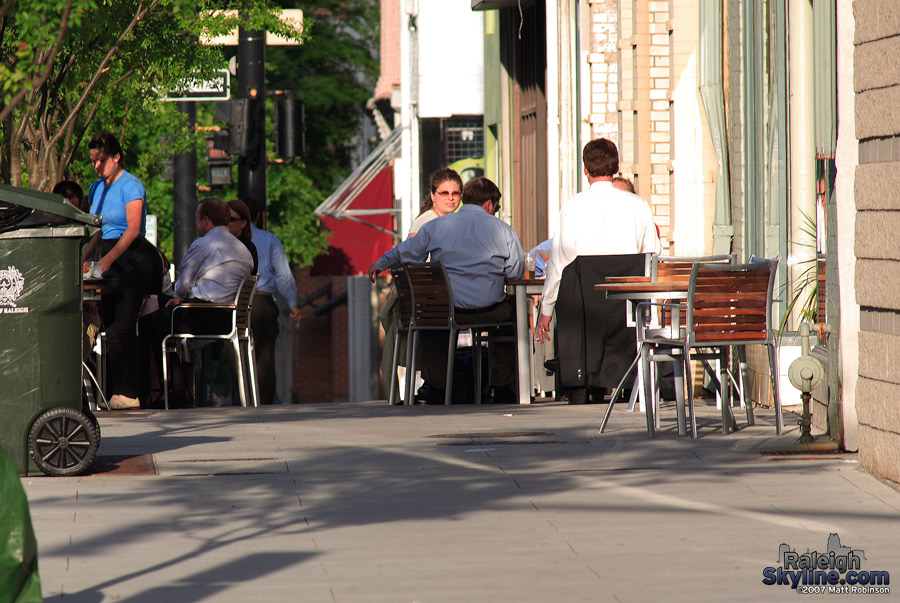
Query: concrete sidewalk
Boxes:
[{"xmin": 21, "ymin": 400, "xmax": 900, "ymax": 602}]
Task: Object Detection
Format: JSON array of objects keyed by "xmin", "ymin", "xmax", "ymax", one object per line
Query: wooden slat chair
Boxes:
[
  {"xmin": 161, "ymin": 274, "xmax": 260, "ymax": 409},
  {"xmin": 403, "ymin": 261, "xmax": 516, "ymax": 406},
  {"xmin": 387, "ymin": 266, "xmax": 415, "ymax": 405},
  {"xmin": 652, "ymin": 255, "xmax": 743, "ymax": 418},
  {"xmin": 637, "ymin": 259, "xmax": 781, "ymax": 438},
  {"xmin": 601, "ymin": 254, "xmax": 735, "ymax": 435}
]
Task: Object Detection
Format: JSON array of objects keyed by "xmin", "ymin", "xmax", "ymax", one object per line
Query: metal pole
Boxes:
[
  {"xmin": 173, "ymin": 101, "xmax": 197, "ymax": 266},
  {"xmin": 237, "ymin": 23, "xmax": 267, "ymax": 224}
]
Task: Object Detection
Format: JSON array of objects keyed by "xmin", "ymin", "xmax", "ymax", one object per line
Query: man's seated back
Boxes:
[
  {"xmin": 173, "ymin": 198, "xmax": 254, "ymax": 305},
  {"xmin": 164, "ymin": 198, "xmax": 254, "ymax": 335}
]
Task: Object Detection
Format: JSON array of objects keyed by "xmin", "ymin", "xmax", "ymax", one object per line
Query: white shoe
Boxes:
[{"xmin": 109, "ymin": 394, "xmax": 141, "ymax": 410}]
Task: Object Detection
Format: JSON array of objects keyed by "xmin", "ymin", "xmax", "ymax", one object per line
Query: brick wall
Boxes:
[
  {"xmin": 852, "ymin": 0, "xmax": 900, "ymax": 486},
  {"xmin": 375, "ymin": 0, "xmax": 401, "ymax": 102},
  {"xmin": 292, "ymin": 267, "xmax": 349, "ymax": 403},
  {"xmin": 593, "ymin": 0, "xmax": 673, "ymax": 251},
  {"xmin": 587, "ymin": 0, "xmax": 619, "ymax": 142}
]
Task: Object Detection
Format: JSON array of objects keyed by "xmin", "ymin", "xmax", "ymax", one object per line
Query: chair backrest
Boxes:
[
  {"xmin": 651, "ymin": 253, "xmax": 736, "ymax": 282},
  {"xmin": 404, "ymin": 261, "xmax": 455, "ymax": 328},
  {"xmin": 234, "ymin": 274, "xmax": 259, "ymax": 331},
  {"xmin": 686, "ymin": 258, "xmax": 779, "ymax": 346},
  {"xmin": 647, "ymin": 255, "xmax": 735, "ymax": 326},
  {"xmin": 390, "ymin": 266, "xmax": 414, "ymax": 329}
]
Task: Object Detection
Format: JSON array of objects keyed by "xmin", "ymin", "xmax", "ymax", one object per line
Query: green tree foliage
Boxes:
[
  {"xmin": 269, "ymin": 0, "xmax": 379, "ymax": 193},
  {"xmin": 0, "ymin": 0, "xmax": 301, "ymax": 190},
  {"xmin": 1, "ymin": 0, "xmax": 379, "ymax": 266},
  {"xmin": 207, "ymin": 0, "xmax": 379, "ymax": 264}
]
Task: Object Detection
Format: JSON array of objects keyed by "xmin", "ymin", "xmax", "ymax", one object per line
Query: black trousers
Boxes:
[
  {"xmin": 418, "ymin": 297, "xmax": 517, "ymax": 393},
  {"xmin": 250, "ymin": 293, "xmax": 280, "ymax": 405},
  {"xmin": 99, "ymin": 236, "xmax": 161, "ymax": 398}
]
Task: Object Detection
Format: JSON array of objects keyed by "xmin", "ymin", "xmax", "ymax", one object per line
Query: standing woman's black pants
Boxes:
[{"xmin": 99, "ymin": 236, "xmax": 161, "ymax": 398}]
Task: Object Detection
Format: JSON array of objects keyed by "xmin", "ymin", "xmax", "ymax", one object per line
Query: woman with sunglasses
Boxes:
[
  {"xmin": 227, "ymin": 199, "xmax": 259, "ymax": 274},
  {"xmin": 408, "ymin": 168, "xmax": 463, "ymax": 237}
]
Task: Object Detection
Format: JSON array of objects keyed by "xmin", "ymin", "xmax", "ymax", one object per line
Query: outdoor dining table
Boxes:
[
  {"xmin": 506, "ymin": 277, "xmax": 545, "ymax": 404},
  {"xmin": 594, "ymin": 278, "xmax": 691, "ymax": 435}
]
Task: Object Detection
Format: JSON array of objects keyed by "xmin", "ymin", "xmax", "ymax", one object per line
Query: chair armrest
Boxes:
[
  {"xmin": 635, "ymin": 300, "xmax": 684, "ymax": 340},
  {"xmin": 170, "ymin": 302, "xmax": 237, "ymax": 332},
  {"xmin": 173, "ymin": 302, "xmax": 235, "ymax": 309}
]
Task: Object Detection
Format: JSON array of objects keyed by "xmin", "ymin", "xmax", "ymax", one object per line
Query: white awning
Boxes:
[{"xmin": 314, "ymin": 128, "xmax": 403, "ymax": 237}]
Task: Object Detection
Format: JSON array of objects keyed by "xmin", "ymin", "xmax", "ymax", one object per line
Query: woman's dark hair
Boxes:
[
  {"xmin": 88, "ymin": 132, "xmax": 126, "ymax": 168},
  {"xmin": 419, "ymin": 168, "xmax": 463, "ymax": 215},
  {"xmin": 228, "ymin": 199, "xmax": 253, "ymax": 238},
  {"xmin": 52, "ymin": 180, "xmax": 86, "ymax": 211}
]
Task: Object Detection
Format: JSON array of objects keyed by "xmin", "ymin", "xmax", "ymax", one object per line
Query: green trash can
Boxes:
[{"xmin": 0, "ymin": 183, "xmax": 102, "ymax": 476}]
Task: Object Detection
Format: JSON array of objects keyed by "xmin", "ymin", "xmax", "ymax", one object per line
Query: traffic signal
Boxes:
[
  {"xmin": 205, "ymin": 136, "xmax": 233, "ymax": 187},
  {"xmin": 214, "ymin": 99, "xmax": 251, "ymax": 156},
  {"xmin": 275, "ymin": 97, "xmax": 305, "ymax": 160}
]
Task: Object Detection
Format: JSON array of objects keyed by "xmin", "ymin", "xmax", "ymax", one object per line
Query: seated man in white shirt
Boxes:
[
  {"xmin": 169, "ymin": 198, "xmax": 254, "ymax": 305},
  {"xmin": 141, "ymin": 199, "xmax": 253, "ymax": 407},
  {"xmin": 164, "ymin": 198, "xmax": 255, "ymax": 333}
]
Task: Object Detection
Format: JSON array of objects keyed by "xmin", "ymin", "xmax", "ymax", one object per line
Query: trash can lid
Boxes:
[{"xmin": 0, "ymin": 183, "xmax": 101, "ymax": 233}]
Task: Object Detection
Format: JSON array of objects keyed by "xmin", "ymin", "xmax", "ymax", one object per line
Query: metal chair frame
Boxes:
[
  {"xmin": 636, "ymin": 259, "xmax": 781, "ymax": 438},
  {"xmin": 387, "ymin": 266, "xmax": 415, "ymax": 405},
  {"xmin": 403, "ymin": 261, "xmax": 516, "ymax": 406},
  {"xmin": 161, "ymin": 274, "xmax": 260, "ymax": 409},
  {"xmin": 600, "ymin": 254, "xmax": 735, "ymax": 434}
]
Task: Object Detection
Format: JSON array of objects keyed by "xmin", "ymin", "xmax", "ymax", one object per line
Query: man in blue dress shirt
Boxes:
[
  {"xmin": 369, "ymin": 178, "xmax": 525, "ymax": 402},
  {"xmin": 244, "ymin": 199, "xmax": 302, "ymax": 405}
]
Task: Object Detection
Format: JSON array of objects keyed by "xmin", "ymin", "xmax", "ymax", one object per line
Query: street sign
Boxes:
[
  {"xmin": 161, "ymin": 69, "xmax": 231, "ymax": 102},
  {"xmin": 201, "ymin": 9, "xmax": 303, "ymax": 46}
]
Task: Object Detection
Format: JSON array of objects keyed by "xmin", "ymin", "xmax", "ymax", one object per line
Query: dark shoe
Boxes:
[
  {"xmin": 543, "ymin": 358, "xmax": 558, "ymax": 373},
  {"xmin": 416, "ymin": 385, "xmax": 446, "ymax": 405},
  {"xmin": 487, "ymin": 385, "xmax": 517, "ymax": 404}
]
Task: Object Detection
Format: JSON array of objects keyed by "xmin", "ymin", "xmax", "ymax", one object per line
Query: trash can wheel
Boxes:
[{"xmin": 28, "ymin": 407, "xmax": 99, "ymax": 476}]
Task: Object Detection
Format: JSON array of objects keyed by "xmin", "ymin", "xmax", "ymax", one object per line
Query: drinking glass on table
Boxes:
[{"xmin": 524, "ymin": 252, "xmax": 536, "ymax": 279}]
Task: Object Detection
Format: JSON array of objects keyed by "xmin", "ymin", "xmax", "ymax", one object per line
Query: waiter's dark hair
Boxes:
[{"xmin": 582, "ymin": 138, "xmax": 619, "ymax": 178}]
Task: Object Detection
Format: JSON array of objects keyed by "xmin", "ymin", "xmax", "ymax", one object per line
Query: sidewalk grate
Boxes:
[
  {"xmin": 437, "ymin": 440, "xmax": 567, "ymax": 446},
  {"xmin": 428, "ymin": 431, "xmax": 564, "ymax": 446},
  {"xmin": 89, "ymin": 454, "xmax": 157, "ymax": 476},
  {"xmin": 427, "ymin": 432, "xmax": 553, "ymax": 439}
]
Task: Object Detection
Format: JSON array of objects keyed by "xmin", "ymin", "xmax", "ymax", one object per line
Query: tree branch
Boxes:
[
  {"xmin": 47, "ymin": 0, "xmax": 163, "ymax": 150},
  {"xmin": 0, "ymin": 0, "xmax": 72, "ymax": 123}
]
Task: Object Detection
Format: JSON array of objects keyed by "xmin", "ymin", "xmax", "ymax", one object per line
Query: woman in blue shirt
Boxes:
[{"xmin": 87, "ymin": 132, "xmax": 161, "ymax": 410}]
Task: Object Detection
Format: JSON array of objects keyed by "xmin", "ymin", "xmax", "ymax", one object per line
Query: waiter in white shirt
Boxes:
[{"xmin": 535, "ymin": 138, "xmax": 661, "ymax": 343}]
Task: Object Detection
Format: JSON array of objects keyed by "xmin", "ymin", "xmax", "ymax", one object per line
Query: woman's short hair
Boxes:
[
  {"xmin": 197, "ymin": 198, "xmax": 231, "ymax": 227},
  {"xmin": 227, "ymin": 199, "xmax": 253, "ymax": 238},
  {"xmin": 88, "ymin": 132, "xmax": 126, "ymax": 167},
  {"xmin": 461, "ymin": 177, "xmax": 501, "ymax": 207}
]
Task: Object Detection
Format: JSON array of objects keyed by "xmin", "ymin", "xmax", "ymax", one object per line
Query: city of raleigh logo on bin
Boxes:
[
  {"xmin": 762, "ymin": 533, "xmax": 890, "ymax": 594},
  {"xmin": 0, "ymin": 266, "xmax": 29, "ymax": 313}
]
